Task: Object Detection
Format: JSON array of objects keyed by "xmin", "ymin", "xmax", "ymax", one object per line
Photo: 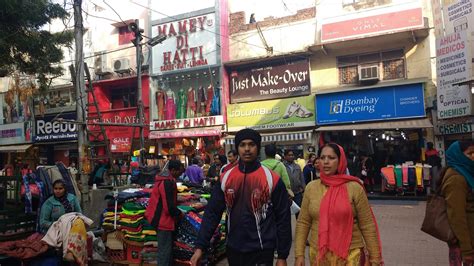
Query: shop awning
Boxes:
[
  {"xmin": 0, "ymin": 144, "xmax": 33, "ymax": 152},
  {"xmin": 225, "ymin": 130, "xmax": 313, "ymax": 145},
  {"xmin": 315, "ymin": 118, "xmax": 433, "ymax": 131}
]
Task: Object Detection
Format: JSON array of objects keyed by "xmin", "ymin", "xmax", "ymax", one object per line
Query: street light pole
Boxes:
[{"xmin": 131, "ymin": 19, "xmax": 145, "ymax": 151}]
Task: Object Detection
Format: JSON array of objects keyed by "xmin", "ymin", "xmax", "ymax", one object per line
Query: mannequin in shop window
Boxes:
[
  {"xmin": 210, "ymin": 85, "xmax": 221, "ymax": 116},
  {"xmin": 186, "ymin": 87, "xmax": 196, "ymax": 118},
  {"xmin": 176, "ymin": 88, "xmax": 187, "ymax": 119},
  {"xmin": 165, "ymin": 88, "xmax": 176, "ymax": 120},
  {"xmin": 156, "ymin": 88, "xmax": 166, "ymax": 121},
  {"xmin": 197, "ymin": 85, "xmax": 207, "ymax": 116},
  {"xmin": 205, "ymin": 84, "xmax": 214, "ymax": 116}
]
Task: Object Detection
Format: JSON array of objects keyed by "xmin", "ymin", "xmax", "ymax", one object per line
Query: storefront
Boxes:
[
  {"xmin": 88, "ymin": 75, "xmax": 150, "ymax": 160},
  {"xmin": 315, "ymin": 81, "xmax": 432, "ymax": 178},
  {"xmin": 0, "ymin": 84, "xmax": 35, "ymax": 171},
  {"xmin": 224, "ymin": 58, "xmax": 315, "ymax": 157},
  {"xmin": 149, "ymin": 8, "xmax": 228, "ymax": 163},
  {"xmin": 34, "ymin": 112, "xmax": 78, "ymax": 166}
]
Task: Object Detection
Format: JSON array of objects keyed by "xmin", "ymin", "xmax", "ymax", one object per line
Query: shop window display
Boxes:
[{"xmin": 152, "ymin": 73, "xmax": 221, "ymax": 121}]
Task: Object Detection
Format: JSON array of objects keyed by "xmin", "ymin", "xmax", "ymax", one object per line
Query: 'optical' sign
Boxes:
[
  {"xmin": 35, "ymin": 113, "xmax": 77, "ymax": 142},
  {"xmin": 316, "ymin": 83, "xmax": 425, "ymax": 125}
]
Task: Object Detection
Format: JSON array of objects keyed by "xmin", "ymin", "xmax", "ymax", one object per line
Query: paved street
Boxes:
[{"xmin": 218, "ymin": 200, "xmax": 448, "ymax": 265}]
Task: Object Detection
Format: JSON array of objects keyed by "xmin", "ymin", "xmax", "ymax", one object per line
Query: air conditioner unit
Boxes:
[
  {"xmin": 94, "ymin": 51, "xmax": 112, "ymax": 74},
  {"xmin": 358, "ymin": 65, "xmax": 379, "ymax": 81},
  {"xmin": 113, "ymin": 58, "xmax": 131, "ymax": 73}
]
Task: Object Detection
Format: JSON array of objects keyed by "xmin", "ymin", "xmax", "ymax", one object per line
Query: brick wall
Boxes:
[{"xmin": 229, "ymin": 7, "xmax": 316, "ymax": 35}]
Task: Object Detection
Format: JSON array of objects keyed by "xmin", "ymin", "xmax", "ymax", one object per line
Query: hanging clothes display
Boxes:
[
  {"xmin": 176, "ymin": 88, "xmax": 187, "ymax": 119},
  {"xmin": 186, "ymin": 87, "xmax": 196, "ymax": 118},
  {"xmin": 165, "ymin": 89, "xmax": 176, "ymax": 120},
  {"xmin": 205, "ymin": 84, "xmax": 214, "ymax": 115},
  {"xmin": 210, "ymin": 87, "xmax": 221, "ymax": 116},
  {"xmin": 196, "ymin": 86, "xmax": 207, "ymax": 116},
  {"xmin": 155, "ymin": 89, "xmax": 166, "ymax": 121}
]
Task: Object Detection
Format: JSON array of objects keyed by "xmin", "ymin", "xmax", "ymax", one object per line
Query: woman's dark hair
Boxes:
[
  {"xmin": 53, "ymin": 179, "xmax": 66, "ymax": 188},
  {"xmin": 322, "ymin": 143, "xmax": 341, "ymax": 159},
  {"xmin": 459, "ymin": 141, "xmax": 474, "ymax": 152}
]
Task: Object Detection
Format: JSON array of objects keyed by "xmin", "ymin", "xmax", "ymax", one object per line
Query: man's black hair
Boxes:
[
  {"xmin": 227, "ymin": 150, "xmax": 238, "ymax": 156},
  {"xmin": 191, "ymin": 157, "xmax": 200, "ymax": 165},
  {"xmin": 264, "ymin": 143, "xmax": 277, "ymax": 157},
  {"xmin": 168, "ymin": 160, "xmax": 183, "ymax": 171},
  {"xmin": 284, "ymin": 149, "xmax": 294, "ymax": 156}
]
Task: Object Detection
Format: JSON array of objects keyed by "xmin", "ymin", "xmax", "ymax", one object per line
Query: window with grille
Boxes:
[{"xmin": 337, "ymin": 49, "xmax": 405, "ymax": 85}]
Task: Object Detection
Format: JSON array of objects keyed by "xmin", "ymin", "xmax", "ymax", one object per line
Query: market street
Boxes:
[{"xmin": 217, "ymin": 200, "xmax": 447, "ymax": 265}]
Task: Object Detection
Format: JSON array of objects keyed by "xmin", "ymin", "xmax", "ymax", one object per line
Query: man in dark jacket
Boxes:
[
  {"xmin": 145, "ymin": 160, "xmax": 184, "ymax": 266},
  {"xmin": 283, "ymin": 149, "xmax": 305, "ymax": 217},
  {"xmin": 191, "ymin": 128, "xmax": 291, "ymax": 266}
]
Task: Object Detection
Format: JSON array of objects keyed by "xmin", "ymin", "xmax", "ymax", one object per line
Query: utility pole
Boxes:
[
  {"xmin": 73, "ymin": 0, "xmax": 89, "ymax": 200},
  {"xmin": 130, "ymin": 19, "xmax": 145, "ymax": 163}
]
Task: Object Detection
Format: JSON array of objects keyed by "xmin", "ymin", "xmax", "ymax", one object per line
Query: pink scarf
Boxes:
[{"xmin": 317, "ymin": 144, "xmax": 382, "ymax": 263}]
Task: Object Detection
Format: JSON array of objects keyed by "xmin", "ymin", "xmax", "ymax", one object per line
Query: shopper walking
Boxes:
[
  {"xmin": 145, "ymin": 160, "xmax": 184, "ymax": 266},
  {"xmin": 185, "ymin": 157, "xmax": 205, "ymax": 185},
  {"xmin": 191, "ymin": 128, "xmax": 291, "ymax": 266},
  {"xmin": 303, "ymin": 153, "xmax": 317, "ymax": 185},
  {"xmin": 207, "ymin": 153, "xmax": 226, "ymax": 182},
  {"xmin": 261, "ymin": 143, "xmax": 293, "ymax": 198},
  {"xmin": 283, "ymin": 149, "xmax": 305, "ymax": 215},
  {"xmin": 426, "ymin": 142, "xmax": 442, "ymax": 191},
  {"xmin": 294, "ymin": 143, "xmax": 383, "ymax": 265},
  {"xmin": 440, "ymin": 141, "xmax": 474, "ymax": 266},
  {"xmin": 221, "ymin": 150, "xmax": 239, "ymax": 174}
]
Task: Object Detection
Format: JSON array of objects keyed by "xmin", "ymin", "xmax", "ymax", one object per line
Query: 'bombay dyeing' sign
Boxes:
[{"xmin": 229, "ymin": 60, "xmax": 311, "ymax": 103}]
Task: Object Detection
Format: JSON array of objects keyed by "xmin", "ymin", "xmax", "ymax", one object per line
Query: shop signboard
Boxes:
[
  {"xmin": 110, "ymin": 137, "xmax": 131, "ymax": 153},
  {"xmin": 150, "ymin": 115, "xmax": 224, "ymax": 130},
  {"xmin": 227, "ymin": 95, "xmax": 315, "ymax": 131},
  {"xmin": 436, "ymin": 30, "xmax": 471, "ymax": 86},
  {"xmin": 0, "ymin": 122, "xmax": 32, "ymax": 145},
  {"xmin": 316, "ymin": 83, "xmax": 425, "ymax": 125},
  {"xmin": 149, "ymin": 127, "xmax": 221, "ymax": 139},
  {"xmin": 229, "ymin": 60, "xmax": 310, "ymax": 103},
  {"xmin": 437, "ymin": 122, "xmax": 474, "ymax": 135},
  {"xmin": 35, "ymin": 113, "xmax": 77, "ymax": 142},
  {"xmin": 441, "ymin": 0, "xmax": 474, "ymax": 35},
  {"xmin": 320, "ymin": 2, "xmax": 423, "ymax": 43},
  {"xmin": 91, "ymin": 109, "xmax": 149, "ymax": 139},
  {"xmin": 437, "ymin": 83, "xmax": 471, "ymax": 119},
  {"xmin": 151, "ymin": 12, "xmax": 217, "ymax": 75}
]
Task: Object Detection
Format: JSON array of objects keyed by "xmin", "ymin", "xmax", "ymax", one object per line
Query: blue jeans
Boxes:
[{"xmin": 157, "ymin": 230, "xmax": 173, "ymax": 266}]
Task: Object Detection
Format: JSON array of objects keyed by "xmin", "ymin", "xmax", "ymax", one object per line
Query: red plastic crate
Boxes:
[
  {"xmin": 126, "ymin": 243, "xmax": 142, "ymax": 263},
  {"xmin": 107, "ymin": 248, "xmax": 125, "ymax": 262}
]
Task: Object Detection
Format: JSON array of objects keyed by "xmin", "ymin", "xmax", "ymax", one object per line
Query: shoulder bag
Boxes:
[{"xmin": 420, "ymin": 173, "xmax": 456, "ymax": 243}]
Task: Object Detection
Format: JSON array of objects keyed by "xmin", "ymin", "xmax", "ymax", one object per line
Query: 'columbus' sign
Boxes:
[{"xmin": 230, "ymin": 60, "xmax": 310, "ymax": 103}]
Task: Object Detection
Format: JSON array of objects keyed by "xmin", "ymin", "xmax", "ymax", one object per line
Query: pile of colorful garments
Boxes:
[{"xmin": 173, "ymin": 211, "xmax": 226, "ymax": 264}]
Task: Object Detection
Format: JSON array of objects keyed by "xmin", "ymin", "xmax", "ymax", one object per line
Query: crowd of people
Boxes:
[
  {"xmin": 7, "ymin": 127, "xmax": 473, "ymax": 266},
  {"xmin": 144, "ymin": 128, "xmax": 473, "ymax": 266}
]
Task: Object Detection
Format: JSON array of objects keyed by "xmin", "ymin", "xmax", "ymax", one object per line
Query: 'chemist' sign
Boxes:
[{"xmin": 316, "ymin": 83, "xmax": 425, "ymax": 125}]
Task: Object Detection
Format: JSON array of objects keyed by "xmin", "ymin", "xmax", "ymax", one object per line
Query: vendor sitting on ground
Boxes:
[{"xmin": 39, "ymin": 179, "xmax": 82, "ymax": 233}]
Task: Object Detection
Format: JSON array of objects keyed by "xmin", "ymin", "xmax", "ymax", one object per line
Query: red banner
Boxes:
[
  {"xmin": 110, "ymin": 137, "xmax": 131, "ymax": 153},
  {"xmin": 321, "ymin": 8, "xmax": 423, "ymax": 43}
]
